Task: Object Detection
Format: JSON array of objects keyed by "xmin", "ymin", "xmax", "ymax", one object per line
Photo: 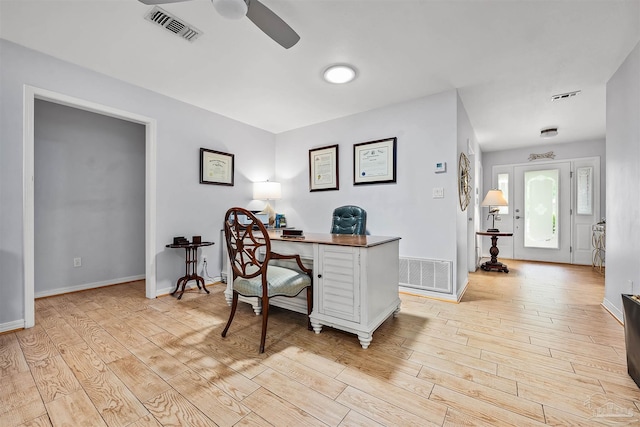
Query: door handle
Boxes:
[{"xmin": 515, "ymin": 216, "xmax": 521, "ymax": 219}]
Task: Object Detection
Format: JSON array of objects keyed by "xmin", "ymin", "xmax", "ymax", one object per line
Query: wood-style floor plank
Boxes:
[
  {"xmin": 45, "ymin": 389, "xmax": 107, "ymax": 427},
  {"xmin": 0, "ymin": 333, "xmax": 30, "ymax": 378},
  {"xmin": 1, "ymin": 260, "xmax": 639, "ymax": 426},
  {"xmin": 144, "ymin": 389, "xmax": 217, "ymax": 427}
]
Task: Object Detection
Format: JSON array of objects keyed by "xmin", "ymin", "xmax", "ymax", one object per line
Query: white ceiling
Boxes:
[{"xmin": 1, "ymin": 0, "xmax": 639, "ymax": 151}]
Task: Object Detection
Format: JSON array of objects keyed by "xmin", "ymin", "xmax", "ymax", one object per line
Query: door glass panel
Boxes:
[
  {"xmin": 524, "ymin": 169, "xmax": 559, "ymax": 249},
  {"xmin": 576, "ymin": 166, "xmax": 593, "ymax": 215},
  {"xmin": 497, "ymin": 173, "xmax": 509, "ymax": 214}
]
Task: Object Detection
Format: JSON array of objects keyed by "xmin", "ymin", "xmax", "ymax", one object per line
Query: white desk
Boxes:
[{"xmin": 224, "ymin": 231, "xmax": 401, "ymax": 349}]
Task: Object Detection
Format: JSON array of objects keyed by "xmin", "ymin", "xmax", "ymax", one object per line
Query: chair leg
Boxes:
[
  {"xmin": 306, "ymin": 286, "xmax": 313, "ymax": 331},
  {"xmin": 221, "ymin": 291, "xmax": 238, "ymax": 338},
  {"xmin": 259, "ymin": 297, "xmax": 269, "ymax": 353}
]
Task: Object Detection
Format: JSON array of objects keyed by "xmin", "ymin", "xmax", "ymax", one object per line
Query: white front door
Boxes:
[{"xmin": 513, "ymin": 162, "xmax": 572, "ymax": 263}]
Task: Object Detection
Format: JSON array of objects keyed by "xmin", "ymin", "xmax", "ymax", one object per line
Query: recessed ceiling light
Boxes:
[
  {"xmin": 540, "ymin": 127, "xmax": 558, "ymax": 138},
  {"xmin": 323, "ymin": 64, "xmax": 357, "ymax": 84}
]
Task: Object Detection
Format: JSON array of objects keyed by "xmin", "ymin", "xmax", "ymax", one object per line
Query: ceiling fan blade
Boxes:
[
  {"xmin": 246, "ymin": 0, "xmax": 300, "ymax": 49},
  {"xmin": 138, "ymin": 0, "xmax": 193, "ymax": 5}
]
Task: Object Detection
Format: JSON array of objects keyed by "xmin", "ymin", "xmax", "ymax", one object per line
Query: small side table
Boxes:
[
  {"xmin": 476, "ymin": 231, "xmax": 513, "ymax": 273},
  {"xmin": 166, "ymin": 241, "xmax": 214, "ymax": 299}
]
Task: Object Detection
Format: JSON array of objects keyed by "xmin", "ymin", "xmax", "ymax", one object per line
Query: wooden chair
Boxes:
[{"xmin": 222, "ymin": 207, "xmax": 313, "ymax": 353}]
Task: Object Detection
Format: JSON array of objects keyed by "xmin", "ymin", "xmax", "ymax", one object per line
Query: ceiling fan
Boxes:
[{"xmin": 138, "ymin": 0, "xmax": 300, "ymax": 48}]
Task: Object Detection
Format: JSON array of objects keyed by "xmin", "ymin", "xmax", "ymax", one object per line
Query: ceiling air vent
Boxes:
[
  {"xmin": 551, "ymin": 90, "xmax": 581, "ymax": 102},
  {"xmin": 144, "ymin": 6, "xmax": 202, "ymax": 42}
]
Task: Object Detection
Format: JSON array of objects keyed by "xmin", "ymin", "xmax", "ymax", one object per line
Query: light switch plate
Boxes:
[{"xmin": 432, "ymin": 187, "xmax": 444, "ymax": 198}]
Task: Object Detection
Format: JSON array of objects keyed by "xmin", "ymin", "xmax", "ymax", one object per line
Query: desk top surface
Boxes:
[{"xmin": 268, "ymin": 231, "xmax": 400, "ymax": 248}]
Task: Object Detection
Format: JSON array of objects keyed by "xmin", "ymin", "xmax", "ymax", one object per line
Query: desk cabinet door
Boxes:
[{"xmin": 316, "ymin": 245, "xmax": 360, "ymax": 322}]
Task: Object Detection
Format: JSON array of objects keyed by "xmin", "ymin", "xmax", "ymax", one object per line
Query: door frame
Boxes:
[
  {"xmin": 513, "ymin": 161, "xmax": 572, "ymax": 263},
  {"xmin": 489, "ymin": 156, "xmax": 600, "ymax": 265},
  {"xmin": 23, "ymin": 86, "xmax": 157, "ymax": 328}
]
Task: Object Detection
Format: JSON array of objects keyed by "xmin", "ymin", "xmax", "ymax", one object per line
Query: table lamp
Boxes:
[
  {"xmin": 481, "ymin": 189, "xmax": 508, "ymax": 232},
  {"xmin": 252, "ymin": 180, "xmax": 281, "ymax": 226}
]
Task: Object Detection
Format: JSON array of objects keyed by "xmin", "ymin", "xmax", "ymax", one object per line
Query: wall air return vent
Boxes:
[
  {"xmin": 551, "ymin": 90, "xmax": 581, "ymax": 102},
  {"xmin": 399, "ymin": 257, "xmax": 452, "ymax": 294},
  {"xmin": 144, "ymin": 6, "xmax": 202, "ymax": 42}
]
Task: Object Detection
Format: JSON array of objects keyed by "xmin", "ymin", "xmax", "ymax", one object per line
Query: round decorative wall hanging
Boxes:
[{"xmin": 458, "ymin": 152, "xmax": 471, "ymax": 211}]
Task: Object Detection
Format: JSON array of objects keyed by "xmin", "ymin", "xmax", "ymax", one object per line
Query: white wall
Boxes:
[
  {"xmin": 34, "ymin": 100, "xmax": 146, "ymax": 296},
  {"xmin": 604, "ymin": 41, "xmax": 640, "ymax": 321},
  {"xmin": 482, "ymin": 139, "xmax": 607, "ymax": 220},
  {"xmin": 0, "ymin": 39, "xmax": 275, "ymax": 328},
  {"xmin": 274, "ymin": 90, "xmax": 467, "ymax": 299}
]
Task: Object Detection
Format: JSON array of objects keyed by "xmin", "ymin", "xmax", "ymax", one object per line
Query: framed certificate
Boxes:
[
  {"xmin": 309, "ymin": 144, "xmax": 339, "ymax": 191},
  {"xmin": 353, "ymin": 137, "xmax": 397, "ymax": 185},
  {"xmin": 200, "ymin": 148, "xmax": 234, "ymax": 186}
]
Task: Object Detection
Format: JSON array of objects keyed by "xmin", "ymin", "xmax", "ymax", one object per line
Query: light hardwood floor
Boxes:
[{"xmin": 2, "ymin": 260, "xmax": 639, "ymax": 426}]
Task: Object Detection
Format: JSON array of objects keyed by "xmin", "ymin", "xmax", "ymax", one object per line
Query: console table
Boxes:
[
  {"xmin": 223, "ymin": 231, "xmax": 401, "ymax": 349},
  {"xmin": 166, "ymin": 241, "xmax": 214, "ymax": 299},
  {"xmin": 477, "ymin": 231, "xmax": 513, "ymax": 273}
]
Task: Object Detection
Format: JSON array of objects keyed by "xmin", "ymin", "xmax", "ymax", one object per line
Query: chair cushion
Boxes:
[{"xmin": 233, "ymin": 265, "xmax": 311, "ymax": 298}]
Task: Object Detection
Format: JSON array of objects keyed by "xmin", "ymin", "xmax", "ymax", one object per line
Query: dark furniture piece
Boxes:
[
  {"xmin": 623, "ymin": 294, "xmax": 640, "ymax": 388},
  {"xmin": 222, "ymin": 207, "xmax": 313, "ymax": 353},
  {"xmin": 476, "ymin": 231, "xmax": 513, "ymax": 273},
  {"xmin": 331, "ymin": 205, "xmax": 367, "ymax": 235},
  {"xmin": 165, "ymin": 241, "xmax": 214, "ymax": 299}
]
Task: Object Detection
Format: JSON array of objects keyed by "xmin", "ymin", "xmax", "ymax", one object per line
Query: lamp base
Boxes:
[{"xmin": 486, "ymin": 228, "xmax": 500, "ymax": 232}]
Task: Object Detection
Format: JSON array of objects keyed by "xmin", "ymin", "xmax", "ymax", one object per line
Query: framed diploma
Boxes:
[
  {"xmin": 309, "ymin": 144, "xmax": 339, "ymax": 191},
  {"xmin": 200, "ymin": 148, "xmax": 234, "ymax": 186},
  {"xmin": 353, "ymin": 137, "xmax": 397, "ymax": 185}
]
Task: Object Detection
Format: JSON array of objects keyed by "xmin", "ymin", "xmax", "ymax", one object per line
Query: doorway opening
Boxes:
[{"xmin": 23, "ymin": 86, "xmax": 157, "ymax": 328}]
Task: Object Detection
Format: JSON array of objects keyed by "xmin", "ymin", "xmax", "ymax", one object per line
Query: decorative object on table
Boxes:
[
  {"xmin": 173, "ymin": 236, "xmax": 189, "ymax": 245},
  {"xmin": 622, "ymin": 294, "xmax": 640, "ymax": 388},
  {"xmin": 252, "ymin": 180, "xmax": 281, "ymax": 226},
  {"xmin": 309, "ymin": 144, "xmax": 339, "ymax": 192},
  {"xmin": 139, "ymin": 0, "xmax": 300, "ymax": 49},
  {"xmin": 458, "ymin": 152, "xmax": 471, "ymax": 211},
  {"xmin": 274, "ymin": 213, "xmax": 288, "ymax": 228},
  {"xmin": 481, "ymin": 189, "xmax": 508, "ymax": 232},
  {"xmin": 222, "ymin": 207, "xmax": 312, "ymax": 353},
  {"xmin": 166, "ymin": 240, "xmax": 215, "ymax": 299},
  {"xmin": 192, "ymin": 235, "xmax": 201, "ymax": 244},
  {"xmin": 353, "ymin": 137, "xmax": 397, "ymax": 185},
  {"xmin": 331, "ymin": 205, "xmax": 367, "ymax": 235},
  {"xmin": 200, "ymin": 148, "xmax": 234, "ymax": 186},
  {"xmin": 281, "ymin": 228, "xmax": 304, "ymax": 239}
]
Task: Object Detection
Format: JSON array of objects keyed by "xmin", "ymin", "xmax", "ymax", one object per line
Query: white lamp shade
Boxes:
[
  {"xmin": 481, "ymin": 189, "xmax": 508, "ymax": 207},
  {"xmin": 211, "ymin": 0, "xmax": 248, "ymax": 20},
  {"xmin": 253, "ymin": 181, "xmax": 281, "ymax": 200}
]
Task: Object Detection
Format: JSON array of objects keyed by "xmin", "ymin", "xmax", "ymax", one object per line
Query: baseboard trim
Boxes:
[
  {"xmin": 0, "ymin": 319, "xmax": 25, "ymax": 334},
  {"xmin": 34, "ymin": 275, "xmax": 145, "ymax": 299},
  {"xmin": 601, "ymin": 297, "xmax": 624, "ymax": 324}
]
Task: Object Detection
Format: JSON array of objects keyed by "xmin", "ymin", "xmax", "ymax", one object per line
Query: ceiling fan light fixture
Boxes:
[
  {"xmin": 211, "ymin": 0, "xmax": 248, "ymax": 20},
  {"xmin": 540, "ymin": 127, "xmax": 558, "ymax": 138},
  {"xmin": 323, "ymin": 64, "xmax": 357, "ymax": 84}
]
